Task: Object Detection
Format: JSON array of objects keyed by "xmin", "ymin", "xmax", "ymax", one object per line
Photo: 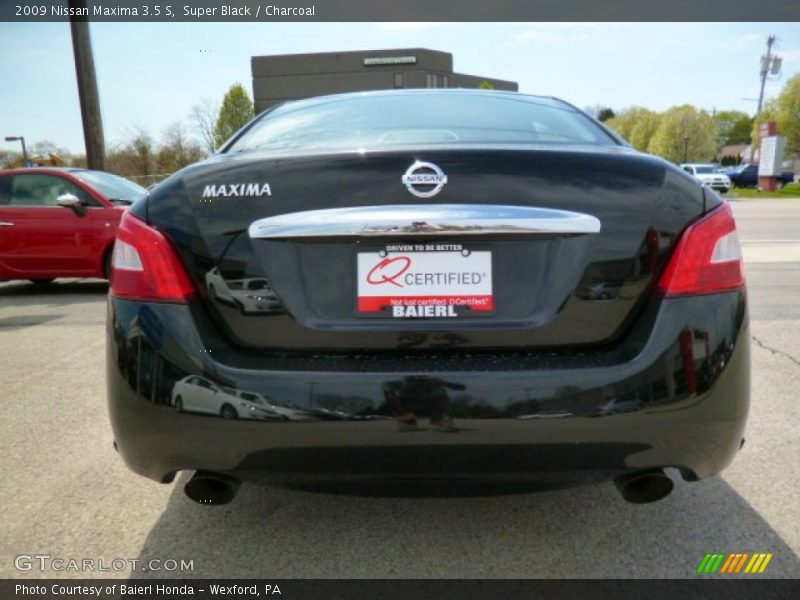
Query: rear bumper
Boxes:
[{"xmin": 107, "ymin": 292, "xmax": 749, "ymax": 490}]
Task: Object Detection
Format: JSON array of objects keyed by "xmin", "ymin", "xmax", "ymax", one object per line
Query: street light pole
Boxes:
[
  {"xmin": 683, "ymin": 136, "xmax": 690, "ymax": 163},
  {"xmin": 4, "ymin": 136, "xmax": 28, "ymax": 166}
]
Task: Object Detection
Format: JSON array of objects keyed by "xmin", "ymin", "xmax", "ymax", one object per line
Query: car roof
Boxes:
[{"xmin": 0, "ymin": 166, "xmax": 85, "ymax": 176}]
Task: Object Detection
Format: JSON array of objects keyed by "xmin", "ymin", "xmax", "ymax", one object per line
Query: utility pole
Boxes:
[
  {"xmin": 757, "ymin": 35, "xmax": 782, "ymax": 115},
  {"xmin": 69, "ymin": 0, "xmax": 106, "ymax": 170}
]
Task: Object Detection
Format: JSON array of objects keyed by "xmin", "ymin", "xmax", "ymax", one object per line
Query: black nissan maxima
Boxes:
[{"xmin": 107, "ymin": 90, "xmax": 749, "ymax": 504}]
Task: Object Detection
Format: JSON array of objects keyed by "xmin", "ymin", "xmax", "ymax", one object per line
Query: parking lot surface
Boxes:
[{"xmin": 1, "ymin": 198, "xmax": 799, "ymax": 578}]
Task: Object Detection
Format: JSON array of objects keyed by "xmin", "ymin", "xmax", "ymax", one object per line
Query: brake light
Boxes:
[
  {"xmin": 110, "ymin": 211, "xmax": 197, "ymax": 302},
  {"xmin": 655, "ymin": 202, "xmax": 744, "ymax": 297}
]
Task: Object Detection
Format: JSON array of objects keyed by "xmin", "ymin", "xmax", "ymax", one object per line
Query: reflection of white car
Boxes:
[
  {"xmin": 171, "ymin": 376, "xmax": 279, "ymax": 420},
  {"xmin": 680, "ymin": 163, "xmax": 731, "ymax": 193},
  {"xmin": 228, "ymin": 278, "xmax": 282, "ymax": 314},
  {"xmin": 172, "ymin": 375, "xmax": 239, "ymax": 419},
  {"xmin": 205, "ymin": 268, "xmax": 281, "ymax": 313},
  {"xmin": 205, "ymin": 267, "xmax": 236, "ymax": 305},
  {"xmin": 171, "ymin": 376, "xmax": 310, "ymax": 421},
  {"xmin": 229, "ymin": 390, "xmax": 316, "ymax": 421}
]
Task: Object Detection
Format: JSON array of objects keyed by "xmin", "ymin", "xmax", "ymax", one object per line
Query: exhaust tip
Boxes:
[
  {"xmin": 184, "ymin": 470, "xmax": 241, "ymax": 505},
  {"xmin": 614, "ymin": 469, "xmax": 674, "ymax": 504}
]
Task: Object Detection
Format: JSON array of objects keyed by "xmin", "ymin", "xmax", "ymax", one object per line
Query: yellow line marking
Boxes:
[
  {"xmin": 758, "ymin": 554, "xmax": 773, "ymax": 573},
  {"xmin": 750, "ymin": 554, "xmax": 765, "ymax": 573},
  {"xmin": 744, "ymin": 554, "xmax": 758, "ymax": 573}
]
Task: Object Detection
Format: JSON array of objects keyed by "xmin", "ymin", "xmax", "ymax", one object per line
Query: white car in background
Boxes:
[
  {"xmin": 228, "ymin": 390, "xmax": 316, "ymax": 421},
  {"xmin": 171, "ymin": 376, "xmax": 288, "ymax": 420},
  {"xmin": 205, "ymin": 267, "xmax": 282, "ymax": 314},
  {"xmin": 680, "ymin": 163, "xmax": 731, "ymax": 194}
]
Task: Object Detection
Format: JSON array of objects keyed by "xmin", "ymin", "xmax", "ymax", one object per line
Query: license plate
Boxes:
[{"xmin": 356, "ymin": 243, "xmax": 493, "ymax": 318}]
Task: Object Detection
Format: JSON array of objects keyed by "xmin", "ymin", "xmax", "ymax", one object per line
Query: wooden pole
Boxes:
[{"xmin": 69, "ymin": 0, "xmax": 106, "ymax": 170}]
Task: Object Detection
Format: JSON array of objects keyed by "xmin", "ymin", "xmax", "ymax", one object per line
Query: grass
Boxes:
[{"xmin": 729, "ymin": 182, "xmax": 800, "ymax": 199}]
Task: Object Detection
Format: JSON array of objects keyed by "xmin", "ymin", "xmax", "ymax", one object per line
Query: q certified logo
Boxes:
[
  {"xmin": 366, "ymin": 256, "xmax": 411, "ymax": 288},
  {"xmin": 401, "ymin": 161, "xmax": 448, "ymax": 198}
]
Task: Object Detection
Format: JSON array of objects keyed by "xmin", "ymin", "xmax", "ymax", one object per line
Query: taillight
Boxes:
[
  {"xmin": 655, "ymin": 202, "xmax": 745, "ymax": 297},
  {"xmin": 110, "ymin": 211, "xmax": 197, "ymax": 302}
]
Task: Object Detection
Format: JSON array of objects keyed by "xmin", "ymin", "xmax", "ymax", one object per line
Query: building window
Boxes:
[
  {"xmin": 394, "ymin": 73, "xmax": 404, "ymax": 88},
  {"xmin": 427, "ymin": 74, "xmax": 449, "ymax": 88}
]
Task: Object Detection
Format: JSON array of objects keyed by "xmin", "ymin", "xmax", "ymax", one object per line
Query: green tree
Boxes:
[
  {"xmin": 751, "ymin": 74, "xmax": 800, "ymax": 158},
  {"xmin": 648, "ymin": 105, "xmax": 717, "ymax": 163},
  {"xmin": 713, "ymin": 110, "xmax": 753, "ymax": 149},
  {"xmin": 214, "ymin": 84, "xmax": 255, "ymax": 148},
  {"xmin": 776, "ymin": 74, "xmax": 800, "ymax": 157},
  {"xmin": 628, "ymin": 110, "xmax": 660, "ymax": 152},
  {"xmin": 756, "ymin": 74, "xmax": 800, "ymax": 158},
  {"xmin": 605, "ymin": 107, "xmax": 654, "ymax": 141}
]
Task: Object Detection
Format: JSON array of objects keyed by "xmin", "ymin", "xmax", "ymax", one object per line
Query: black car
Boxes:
[{"xmin": 107, "ymin": 90, "xmax": 749, "ymax": 505}]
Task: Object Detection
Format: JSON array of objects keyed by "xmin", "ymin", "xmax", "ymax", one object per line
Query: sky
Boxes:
[{"xmin": 0, "ymin": 21, "xmax": 798, "ymax": 155}]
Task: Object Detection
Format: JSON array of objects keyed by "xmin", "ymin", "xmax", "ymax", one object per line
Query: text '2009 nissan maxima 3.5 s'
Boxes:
[{"xmin": 106, "ymin": 90, "xmax": 749, "ymax": 505}]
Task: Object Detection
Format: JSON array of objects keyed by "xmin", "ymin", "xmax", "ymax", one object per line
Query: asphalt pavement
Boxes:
[{"xmin": 1, "ymin": 198, "xmax": 799, "ymax": 579}]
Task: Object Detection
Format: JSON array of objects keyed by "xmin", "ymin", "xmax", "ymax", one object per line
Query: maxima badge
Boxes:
[{"xmin": 401, "ymin": 161, "xmax": 448, "ymax": 198}]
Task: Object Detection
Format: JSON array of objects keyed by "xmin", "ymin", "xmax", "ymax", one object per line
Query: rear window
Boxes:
[{"xmin": 226, "ymin": 92, "xmax": 617, "ymax": 154}]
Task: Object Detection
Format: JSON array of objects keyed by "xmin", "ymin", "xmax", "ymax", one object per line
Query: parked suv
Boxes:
[{"xmin": 680, "ymin": 163, "xmax": 731, "ymax": 194}]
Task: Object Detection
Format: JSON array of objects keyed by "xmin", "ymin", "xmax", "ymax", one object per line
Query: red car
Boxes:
[{"xmin": 0, "ymin": 167, "xmax": 146, "ymax": 283}]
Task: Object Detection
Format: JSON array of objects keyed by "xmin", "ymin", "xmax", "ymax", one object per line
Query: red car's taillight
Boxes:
[
  {"xmin": 110, "ymin": 211, "xmax": 197, "ymax": 303},
  {"xmin": 655, "ymin": 202, "xmax": 745, "ymax": 297}
]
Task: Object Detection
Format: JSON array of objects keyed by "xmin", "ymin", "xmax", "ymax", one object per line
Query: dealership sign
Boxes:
[
  {"xmin": 364, "ymin": 56, "xmax": 418, "ymax": 66},
  {"xmin": 758, "ymin": 136, "xmax": 786, "ymax": 177}
]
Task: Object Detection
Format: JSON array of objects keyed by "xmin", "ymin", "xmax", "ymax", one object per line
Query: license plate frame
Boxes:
[{"xmin": 355, "ymin": 242, "xmax": 494, "ymax": 319}]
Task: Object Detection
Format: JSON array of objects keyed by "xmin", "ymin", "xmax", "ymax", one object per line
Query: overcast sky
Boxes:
[{"xmin": 1, "ymin": 21, "xmax": 798, "ymax": 154}]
